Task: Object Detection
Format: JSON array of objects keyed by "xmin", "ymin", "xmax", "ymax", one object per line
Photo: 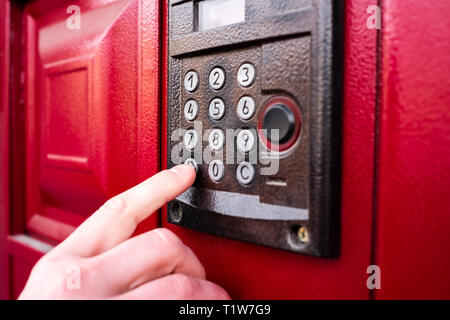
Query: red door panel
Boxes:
[
  {"xmin": 1, "ymin": 0, "xmax": 161, "ymax": 298},
  {"xmin": 375, "ymin": 0, "xmax": 450, "ymax": 299},
  {"xmin": 161, "ymin": 0, "xmax": 378, "ymax": 299}
]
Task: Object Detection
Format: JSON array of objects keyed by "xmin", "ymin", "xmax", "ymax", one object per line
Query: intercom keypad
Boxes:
[{"xmin": 168, "ymin": 0, "xmax": 342, "ymax": 257}]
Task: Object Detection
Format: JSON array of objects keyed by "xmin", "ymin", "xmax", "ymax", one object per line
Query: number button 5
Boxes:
[
  {"xmin": 209, "ymin": 98, "xmax": 226, "ymax": 121},
  {"xmin": 237, "ymin": 63, "xmax": 256, "ymax": 87}
]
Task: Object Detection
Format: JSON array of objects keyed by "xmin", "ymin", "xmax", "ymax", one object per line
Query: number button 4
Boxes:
[
  {"xmin": 184, "ymin": 99, "xmax": 199, "ymax": 121},
  {"xmin": 237, "ymin": 63, "xmax": 256, "ymax": 87},
  {"xmin": 209, "ymin": 67, "xmax": 226, "ymax": 90}
]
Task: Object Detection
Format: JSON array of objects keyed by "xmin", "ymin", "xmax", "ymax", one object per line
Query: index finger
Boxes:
[{"xmin": 54, "ymin": 165, "xmax": 196, "ymax": 257}]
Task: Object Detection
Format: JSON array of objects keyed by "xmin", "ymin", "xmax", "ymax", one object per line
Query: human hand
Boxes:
[{"xmin": 19, "ymin": 165, "xmax": 229, "ymax": 300}]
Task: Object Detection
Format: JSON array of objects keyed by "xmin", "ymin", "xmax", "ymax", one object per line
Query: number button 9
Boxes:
[
  {"xmin": 237, "ymin": 63, "xmax": 256, "ymax": 87},
  {"xmin": 237, "ymin": 129, "xmax": 255, "ymax": 153},
  {"xmin": 209, "ymin": 67, "xmax": 226, "ymax": 90},
  {"xmin": 184, "ymin": 70, "xmax": 199, "ymax": 93},
  {"xmin": 237, "ymin": 96, "xmax": 255, "ymax": 121},
  {"xmin": 184, "ymin": 99, "xmax": 199, "ymax": 121},
  {"xmin": 208, "ymin": 129, "xmax": 225, "ymax": 151}
]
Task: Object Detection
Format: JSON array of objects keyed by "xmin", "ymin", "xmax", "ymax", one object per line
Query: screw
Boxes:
[
  {"xmin": 297, "ymin": 226, "xmax": 309, "ymax": 244},
  {"xmin": 170, "ymin": 203, "xmax": 183, "ymax": 223}
]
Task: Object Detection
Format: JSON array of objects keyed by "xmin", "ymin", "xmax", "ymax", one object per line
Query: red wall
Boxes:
[{"xmin": 375, "ymin": 0, "xmax": 450, "ymax": 299}]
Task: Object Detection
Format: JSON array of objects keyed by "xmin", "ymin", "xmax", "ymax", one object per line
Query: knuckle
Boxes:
[
  {"xmin": 152, "ymin": 228, "xmax": 185, "ymax": 252},
  {"xmin": 170, "ymin": 274, "xmax": 196, "ymax": 299},
  {"xmin": 98, "ymin": 195, "xmax": 127, "ymax": 216}
]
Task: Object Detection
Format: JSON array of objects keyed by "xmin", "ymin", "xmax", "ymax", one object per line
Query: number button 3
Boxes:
[
  {"xmin": 209, "ymin": 67, "xmax": 226, "ymax": 90},
  {"xmin": 237, "ymin": 63, "xmax": 256, "ymax": 87}
]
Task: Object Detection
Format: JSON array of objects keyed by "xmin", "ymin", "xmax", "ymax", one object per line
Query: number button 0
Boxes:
[
  {"xmin": 237, "ymin": 63, "xmax": 256, "ymax": 87},
  {"xmin": 209, "ymin": 67, "xmax": 226, "ymax": 90},
  {"xmin": 236, "ymin": 162, "xmax": 255, "ymax": 185},
  {"xmin": 184, "ymin": 99, "xmax": 199, "ymax": 121},
  {"xmin": 184, "ymin": 70, "xmax": 199, "ymax": 92},
  {"xmin": 209, "ymin": 98, "xmax": 225, "ymax": 121},
  {"xmin": 183, "ymin": 129, "xmax": 198, "ymax": 150},
  {"xmin": 209, "ymin": 160, "xmax": 225, "ymax": 182},
  {"xmin": 208, "ymin": 129, "xmax": 225, "ymax": 151},
  {"xmin": 237, "ymin": 96, "xmax": 255, "ymax": 120},
  {"xmin": 237, "ymin": 129, "xmax": 255, "ymax": 153}
]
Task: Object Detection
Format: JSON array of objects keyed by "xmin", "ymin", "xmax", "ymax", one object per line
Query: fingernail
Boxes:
[{"xmin": 169, "ymin": 164, "xmax": 194, "ymax": 175}]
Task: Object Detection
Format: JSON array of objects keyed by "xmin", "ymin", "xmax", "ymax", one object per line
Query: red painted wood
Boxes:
[
  {"xmin": 23, "ymin": 0, "xmax": 160, "ymax": 242},
  {"xmin": 0, "ymin": 0, "xmax": 11, "ymax": 300},
  {"xmin": 162, "ymin": 0, "xmax": 378, "ymax": 299},
  {"xmin": 375, "ymin": 0, "xmax": 450, "ymax": 299}
]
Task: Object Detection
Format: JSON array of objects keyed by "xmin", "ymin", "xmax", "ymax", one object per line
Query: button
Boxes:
[
  {"xmin": 262, "ymin": 103, "xmax": 296, "ymax": 144},
  {"xmin": 237, "ymin": 96, "xmax": 255, "ymax": 121},
  {"xmin": 209, "ymin": 160, "xmax": 225, "ymax": 182},
  {"xmin": 236, "ymin": 129, "xmax": 255, "ymax": 153},
  {"xmin": 208, "ymin": 129, "xmax": 225, "ymax": 151},
  {"xmin": 237, "ymin": 63, "xmax": 256, "ymax": 87},
  {"xmin": 209, "ymin": 67, "xmax": 226, "ymax": 90},
  {"xmin": 183, "ymin": 129, "xmax": 198, "ymax": 150},
  {"xmin": 184, "ymin": 70, "xmax": 199, "ymax": 92},
  {"xmin": 208, "ymin": 98, "xmax": 225, "ymax": 120},
  {"xmin": 236, "ymin": 162, "xmax": 255, "ymax": 185},
  {"xmin": 184, "ymin": 158, "xmax": 198, "ymax": 173},
  {"xmin": 184, "ymin": 99, "xmax": 199, "ymax": 121}
]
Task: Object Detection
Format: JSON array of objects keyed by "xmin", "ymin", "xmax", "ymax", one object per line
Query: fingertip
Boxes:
[{"xmin": 168, "ymin": 164, "xmax": 196, "ymax": 183}]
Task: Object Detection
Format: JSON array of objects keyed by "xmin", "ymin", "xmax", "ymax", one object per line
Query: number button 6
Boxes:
[{"xmin": 237, "ymin": 96, "xmax": 255, "ymax": 121}]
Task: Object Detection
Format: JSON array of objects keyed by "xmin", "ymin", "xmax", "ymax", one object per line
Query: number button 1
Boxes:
[
  {"xmin": 237, "ymin": 63, "xmax": 256, "ymax": 87},
  {"xmin": 237, "ymin": 129, "xmax": 255, "ymax": 153},
  {"xmin": 183, "ymin": 129, "xmax": 198, "ymax": 150},
  {"xmin": 209, "ymin": 67, "xmax": 226, "ymax": 90},
  {"xmin": 208, "ymin": 160, "xmax": 225, "ymax": 182},
  {"xmin": 208, "ymin": 98, "xmax": 225, "ymax": 121},
  {"xmin": 237, "ymin": 96, "xmax": 255, "ymax": 120},
  {"xmin": 184, "ymin": 99, "xmax": 199, "ymax": 121},
  {"xmin": 184, "ymin": 70, "xmax": 199, "ymax": 93},
  {"xmin": 208, "ymin": 129, "xmax": 225, "ymax": 151}
]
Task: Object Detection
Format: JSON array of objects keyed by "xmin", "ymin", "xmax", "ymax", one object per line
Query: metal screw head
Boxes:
[
  {"xmin": 297, "ymin": 226, "xmax": 309, "ymax": 244},
  {"xmin": 170, "ymin": 203, "xmax": 183, "ymax": 223}
]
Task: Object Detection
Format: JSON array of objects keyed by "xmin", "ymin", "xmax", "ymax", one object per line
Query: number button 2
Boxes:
[
  {"xmin": 209, "ymin": 67, "xmax": 226, "ymax": 90},
  {"xmin": 184, "ymin": 70, "xmax": 199, "ymax": 93},
  {"xmin": 237, "ymin": 96, "xmax": 255, "ymax": 120},
  {"xmin": 184, "ymin": 99, "xmax": 199, "ymax": 121},
  {"xmin": 208, "ymin": 98, "xmax": 225, "ymax": 121},
  {"xmin": 237, "ymin": 63, "xmax": 256, "ymax": 87}
]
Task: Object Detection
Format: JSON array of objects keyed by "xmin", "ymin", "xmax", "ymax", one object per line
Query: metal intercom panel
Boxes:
[{"xmin": 167, "ymin": 0, "xmax": 343, "ymax": 257}]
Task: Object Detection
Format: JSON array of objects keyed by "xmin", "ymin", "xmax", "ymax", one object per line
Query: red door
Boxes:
[{"xmin": 0, "ymin": 0, "xmax": 161, "ymax": 299}]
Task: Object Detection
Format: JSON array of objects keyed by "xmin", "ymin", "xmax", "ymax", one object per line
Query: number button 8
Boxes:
[
  {"xmin": 208, "ymin": 129, "xmax": 225, "ymax": 151},
  {"xmin": 237, "ymin": 63, "xmax": 256, "ymax": 87}
]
